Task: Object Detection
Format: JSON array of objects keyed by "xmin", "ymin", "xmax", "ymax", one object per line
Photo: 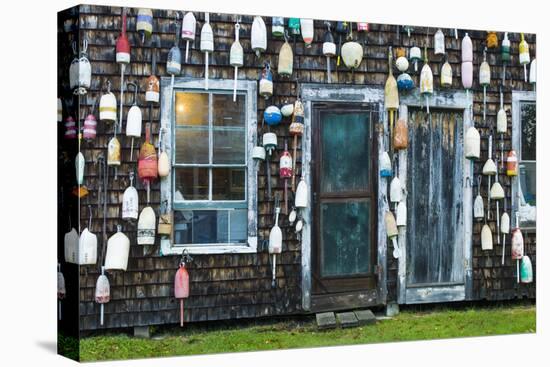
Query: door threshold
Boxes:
[{"xmin": 311, "ymin": 289, "xmax": 381, "ymax": 313}]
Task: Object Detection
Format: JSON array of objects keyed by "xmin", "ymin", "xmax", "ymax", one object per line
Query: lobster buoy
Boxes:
[
  {"xmin": 385, "ymin": 211, "xmax": 400, "ymax": 258},
  {"xmin": 64, "ymin": 227, "xmax": 79, "ymax": 264},
  {"xmin": 83, "ymin": 112, "xmax": 97, "ymax": 140},
  {"xmin": 501, "ymin": 32, "xmax": 511, "ymax": 83},
  {"xmin": 137, "ymin": 206, "xmax": 156, "ymax": 245},
  {"xmin": 465, "ymin": 126, "xmax": 480, "ymax": 160},
  {"xmin": 519, "ymin": 33, "xmax": 530, "ymax": 82},
  {"xmin": 511, "ymin": 213, "xmax": 524, "ymax": 283},
  {"xmin": 95, "ymin": 267, "xmax": 110, "ymax": 325},
  {"xmin": 69, "ymin": 40, "xmax": 92, "ymax": 95},
  {"xmin": 281, "ymin": 101, "xmax": 294, "ymax": 117},
  {"xmin": 481, "ymin": 223, "xmax": 493, "ymax": 250},
  {"xmin": 230, "ymin": 22, "xmax": 244, "ymax": 102},
  {"xmin": 167, "ymin": 15, "xmax": 182, "ymax": 76},
  {"xmin": 57, "ymin": 98, "xmax": 63, "ymax": 122},
  {"xmin": 64, "ymin": 116, "xmax": 77, "ymax": 139},
  {"xmin": 486, "ymin": 31, "xmax": 498, "ymax": 48},
  {"xmin": 107, "ymin": 136, "xmax": 121, "ymax": 167},
  {"xmin": 278, "ymin": 36, "xmax": 293, "ymax": 77},
  {"xmin": 420, "ymin": 46, "xmax": 433, "ymax": 113},
  {"xmin": 394, "ymin": 117, "xmax": 408, "ymax": 150},
  {"xmin": 200, "ymin": 13, "xmax": 214, "ymax": 90},
  {"xmin": 462, "ymin": 33, "xmax": 473, "ymax": 93},
  {"xmin": 434, "ymin": 28, "xmax": 445, "ymax": 56},
  {"xmin": 290, "ymin": 98, "xmax": 304, "ymax": 191},
  {"xmin": 323, "ymin": 22, "xmax": 336, "ymax": 83},
  {"xmin": 174, "ymin": 258, "xmax": 190, "ymax": 327},
  {"xmin": 136, "ymin": 8, "xmax": 153, "ymax": 43},
  {"xmin": 272, "ymin": 17, "xmax": 284, "ymax": 37},
  {"xmin": 409, "ymin": 46, "xmax": 421, "ymax": 72},
  {"xmin": 396, "ymin": 201, "xmax": 407, "ymax": 227},
  {"xmin": 138, "ymin": 124, "xmax": 158, "ymax": 203},
  {"xmin": 269, "ymin": 205, "xmax": 283, "ymax": 287},
  {"xmin": 99, "ymin": 81, "xmax": 117, "ymax": 123},
  {"xmin": 474, "ymin": 176, "xmax": 484, "ymax": 221},
  {"xmin": 57, "ymin": 264, "xmax": 65, "ymax": 320},
  {"xmin": 497, "ymin": 91, "xmax": 507, "ymax": 134},
  {"xmin": 385, "ymin": 47, "xmax": 399, "ymax": 145},
  {"xmin": 341, "ymin": 39, "xmax": 363, "ymax": 70},
  {"xmin": 441, "ymin": 55, "xmax": 453, "ymax": 87},
  {"xmin": 264, "ymin": 105, "xmax": 282, "ymax": 126},
  {"xmin": 158, "ymin": 128, "xmax": 170, "ymax": 178},
  {"xmin": 396, "ymin": 48, "xmax": 413, "ymax": 90},
  {"xmin": 259, "ymin": 62, "xmax": 273, "ymax": 99},
  {"xmin": 300, "ymin": 19, "xmax": 314, "ymax": 47},
  {"xmin": 295, "ymin": 177, "xmax": 308, "ymax": 208},
  {"xmin": 181, "ymin": 12, "xmax": 196, "ymax": 63},
  {"xmin": 146, "ymin": 44, "xmax": 160, "ymax": 104},
  {"xmin": 104, "ymin": 225, "xmax": 130, "ymax": 271},
  {"xmin": 529, "ymin": 58, "xmax": 536, "ymax": 87},
  {"xmin": 500, "ymin": 200, "xmax": 510, "ymax": 265},
  {"xmin": 116, "ymin": 8, "xmax": 131, "ymax": 64},
  {"xmin": 252, "ymin": 145, "xmax": 266, "ymax": 161},
  {"xmin": 76, "ymin": 151, "xmax": 85, "ymax": 185},
  {"xmin": 506, "ymin": 150, "xmax": 518, "ymax": 176},
  {"xmin": 280, "ymin": 141, "xmax": 293, "ymax": 213},
  {"xmin": 390, "ymin": 176, "xmax": 402, "ymax": 207},
  {"xmin": 357, "ymin": 22, "xmax": 369, "ymax": 32},
  {"xmin": 126, "ymin": 82, "xmax": 142, "ymax": 160},
  {"xmin": 122, "ymin": 172, "xmax": 139, "ymax": 221},
  {"xmin": 520, "ymin": 255, "xmax": 533, "ymax": 283},
  {"xmin": 251, "ymin": 16, "xmax": 267, "ymax": 57},
  {"xmin": 288, "ymin": 18, "xmax": 300, "ymax": 36},
  {"xmin": 78, "ymin": 205, "xmax": 97, "ymax": 265},
  {"xmin": 480, "ymin": 47, "xmax": 491, "ymax": 120},
  {"xmin": 380, "ymin": 151, "xmax": 392, "ymax": 177}
]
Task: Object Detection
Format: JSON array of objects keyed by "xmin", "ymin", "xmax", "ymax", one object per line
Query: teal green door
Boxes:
[{"xmin": 312, "ymin": 104, "xmax": 378, "ymax": 295}]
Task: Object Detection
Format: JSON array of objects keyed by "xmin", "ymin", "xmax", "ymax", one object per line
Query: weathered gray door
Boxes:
[{"xmin": 405, "ymin": 108, "xmax": 465, "ymax": 303}]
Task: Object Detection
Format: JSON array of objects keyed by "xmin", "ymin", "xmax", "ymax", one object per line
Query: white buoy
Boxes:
[
  {"xmin": 200, "ymin": 13, "xmax": 214, "ymax": 90},
  {"xmin": 181, "ymin": 12, "xmax": 196, "ymax": 63},
  {"xmin": 230, "ymin": 22, "xmax": 243, "ymax": 102}
]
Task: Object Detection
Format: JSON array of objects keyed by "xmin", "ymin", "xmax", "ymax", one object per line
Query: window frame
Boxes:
[
  {"xmin": 159, "ymin": 78, "xmax": 258, "ymax": 255},
  {"xmin": 511, "ymin": 90, "xmax": 536, "ymax": 231}
]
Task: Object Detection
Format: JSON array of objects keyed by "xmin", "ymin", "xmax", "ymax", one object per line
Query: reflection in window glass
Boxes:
[
  {"xmin": 175, "ymin": 92, "xmax": 208, "ymax": 126},
  {"xmin": 174, "ymin": 168, "xmax": 209, "ymax": 200},
  {"xmin": 174, "ymin": 209, "xmax": 247, "ymax": 244},
  {"xmin": 213, "ymin": 129, "xmax": 246, "ymax": 164},
  {"xmin": 212, "ymin": 168, "xmax": 246, "ymax": 200},
  {"xmin": 213, "ymin": 94, "xmax": 246, "ymax": 127},
  {"xmin": 519, "ymin": 101, "xmax": 536, "ymax": 228},
  {"xmin": 175, "ymin": 128, "xmax": 209, "ymax": 164}
]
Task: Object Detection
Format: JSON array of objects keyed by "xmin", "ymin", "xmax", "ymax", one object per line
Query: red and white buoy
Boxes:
[
  {"xmin": 200, "ymin": 13, "xmax": 214, "ymax": 90},
  {"xmin": 511, "ymin": 212, "xmax": 524, "ymax": 283},
  {"xmin": 174, "ymin": 257, "xmax": 190, "ymax": 327},
  {"xmin": 279, "ymin": 140, "xmax": 293, "ymax": 214},
  {"xmin": 95, "ymin": 266, "xmax": 110, "ymax": 326}
]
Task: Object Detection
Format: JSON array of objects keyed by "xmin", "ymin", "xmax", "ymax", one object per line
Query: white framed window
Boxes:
[
  {"xmin": 512, "ymin": 91, "xmax": 536, "ymax": 230},
  {"xmin": 159, "ymin": 78, "xmax": 258, "ymax": 254}
]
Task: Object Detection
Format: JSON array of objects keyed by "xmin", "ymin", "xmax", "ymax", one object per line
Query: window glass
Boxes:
[
  {"xmin": 175, "ymin": 128, "xmax": 209, "ymax": 164},
  {"xmin": 212, "ymin": 168, "xmax": 246, "ymax": 200},
  {"xmin": 175, "ymin": 92, "xmax": 208, "ymax": 126},
  {"xmin": 519, "ymin": 101, "xmax": 536, "ymax": 228},
  {"xmin": 174, "ymin": 168, "xmax": 209, "ymax": 201},
  {"xmin": 173, "ymin": 209, "xmax": 247, "ymax": 245},
  {"xmin": 213, "ymin": 94, "xmax": 246, "ymax": 127},
  {"xmin": 213, "ymin": 129, "xmax": 246, "ymax": 164}
]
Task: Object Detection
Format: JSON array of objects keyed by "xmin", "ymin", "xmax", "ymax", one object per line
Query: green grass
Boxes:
[{"xmin": 79, "ymin": 304, "xmax": 535, "ymax": 362}]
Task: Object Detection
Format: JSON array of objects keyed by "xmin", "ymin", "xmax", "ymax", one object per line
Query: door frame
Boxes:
[
  {"xmin": 397, "ymin": 89, "xmax": 474, "ymax": 304},
  {"xmin": 300, "ymin": 84, "xmax": 387, "ymax": 311},
  {"xmin": 311, "ymin": 103, "xmax": 379, "ymax": 295}
]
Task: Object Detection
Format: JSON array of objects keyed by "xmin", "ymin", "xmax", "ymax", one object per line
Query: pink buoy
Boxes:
[{"xmin": 174, "ymin": 253, "xmax": 192, "ymax": 327}]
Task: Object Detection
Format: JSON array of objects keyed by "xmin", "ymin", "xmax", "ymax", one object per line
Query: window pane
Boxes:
[
  {"xmin": 320, "ymin": 200, "xmax": 371, "ymax": 276},
  {"xmin": 519, "ymin": 161, "xmax": 536, "ymax": 227},
  {"xmin": 213, "ymin": 128, "xmax": 246, "ymax": 164},
  {"xmin": 321, "ymin": 112, "xmax": 370, "ymax": 193},
  {"xmin": 173, "ymin": 209, "xmax": 247, "ymax": 244},
  {"xmin": 212, "ymin": 168, "xmax": 246, "ymax": 200},
  {"xmin": 175, "ymin": 92, "xmax": 208, "ymax": 127},
  {"xmin": 213, "ymin": 94, "xmax": 246, "ymax": 127},
  {"xmin": 174, "ymin": 168, "xmax": 209, "ymax": 200},
  {"xmin": 175, "ymin": 128, "xmax": 209, "ymax": 164},
  {"xmin": 521, "ymin": 102, "xmax": 536, "ymax": 160}
]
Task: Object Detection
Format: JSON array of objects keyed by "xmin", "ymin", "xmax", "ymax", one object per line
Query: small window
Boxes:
[
  {"xmin": 160, "ymin": 79, "xmax": 258, "ymax": 254},
  {"xmin": 512, "ymin": 92, "xmax": 536, "ymax": 230}
]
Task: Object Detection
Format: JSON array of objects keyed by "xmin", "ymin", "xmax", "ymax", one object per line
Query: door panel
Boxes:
[
  {"xmin": 320, "ymin": 200, "xmax": 372, "ymax": 277},
  {"xmin": 406, "ymin": 109, "xmax": 464, "ymax": 288},
  {"xmin": 312, "ymin": 104, "xmax": 377, "ymax": 296}
]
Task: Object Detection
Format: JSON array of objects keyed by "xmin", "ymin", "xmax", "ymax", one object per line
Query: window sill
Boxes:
[{"xmin": 160, "ymin": 237, "xmax": 258, "ymax": 255}]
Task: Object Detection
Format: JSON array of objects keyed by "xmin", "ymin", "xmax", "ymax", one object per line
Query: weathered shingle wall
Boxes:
[{"xmin": 67, "ymin": 4, "xmax": 535, "ymax": 331}]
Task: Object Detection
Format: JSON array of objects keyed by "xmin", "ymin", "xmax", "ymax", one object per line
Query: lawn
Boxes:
[{"xmin": 78, "ymin": 304, "xmax": 535, "ymax": 362}]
